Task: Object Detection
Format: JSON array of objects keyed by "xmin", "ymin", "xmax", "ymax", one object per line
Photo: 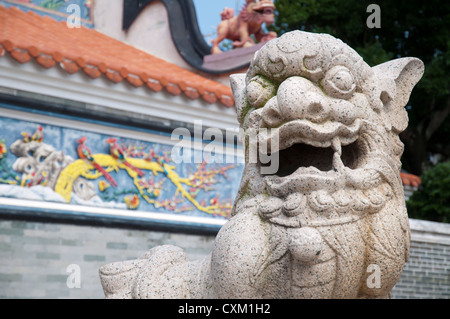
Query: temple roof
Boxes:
[{"xmin": 0, "ymin": 5, "xmax": 235, "ymax": 107}]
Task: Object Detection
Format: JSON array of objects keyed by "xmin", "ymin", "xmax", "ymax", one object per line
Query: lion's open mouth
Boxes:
[
  {"xmin": 258, "ymin": 119, "xmax": 382, "ymax": 195},
  {"xmin": 254, "ymin": 8, "xmax": 274, "ymax": 15},
  {"xmin": 263, "ymin": 140, "xmax": 362, "ymax": 178},
  {"xmin": 259, "ymin": 119, "xmax": 364, "ymax": 178}
]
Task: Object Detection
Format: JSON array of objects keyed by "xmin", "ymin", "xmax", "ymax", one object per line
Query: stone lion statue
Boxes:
[{"xmin": 99, "ymin": 30, "xmax": 424, "ymax": 299}]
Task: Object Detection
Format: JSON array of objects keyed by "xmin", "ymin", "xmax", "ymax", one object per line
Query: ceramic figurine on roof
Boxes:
[{"xmin": 211, "ymin": 0, "xmax": 277, "ymax": 54}]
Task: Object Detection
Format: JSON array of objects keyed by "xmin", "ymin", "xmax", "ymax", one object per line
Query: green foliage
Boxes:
[
  {"xmin": 407, "ymin": 162, "xmax": 450, "ymax": 223},
  {"xmin": 355, "ymin": 42, "xmax": 394, "ymax": 67},
  {"xmin": 270, "ymin": 0, "xmax": 450, "ymax": 176},
  {"xmin": 270, "ymin": 0, "xmax": 450, "ymax": 221},
  {"xmin": 420, "ymin": 49, "xmax": 450, "ymax": 97}
]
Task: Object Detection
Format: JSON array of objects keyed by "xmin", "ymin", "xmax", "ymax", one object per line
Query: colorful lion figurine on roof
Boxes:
[{"xmin": 211, "ymin": 0, "xmax": 277, "ymax": 54}]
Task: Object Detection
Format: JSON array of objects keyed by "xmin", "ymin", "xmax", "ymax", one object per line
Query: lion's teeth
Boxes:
[
  {"xmin": 331, "ymin": 137, "xmax": 341, "ymax": 155},
  {"xmin": 333, "ymin": 152, "xmax": 345, "ymax": 171},
  {"xmin": 331, "ymin": 137, "xmax": 344, "ymax": 171}
]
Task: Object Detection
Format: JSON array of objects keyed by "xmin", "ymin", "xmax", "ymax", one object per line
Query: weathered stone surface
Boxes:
[{"xmin": 99, "ymin": 30, "xmax": 424, "ymax": 299}]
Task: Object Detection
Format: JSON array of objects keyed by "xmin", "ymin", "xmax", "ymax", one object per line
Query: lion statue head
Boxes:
[
  {"xmin": 225, "ymin": 30, "xmax": 424, "ymax": 297},
  {"xmin": 241, "ymin": 0, "xmax": 276, "ymax": 25},
  {"xmin": 231, "ymin": 30, "xmax": 424, "ymax": 226}
]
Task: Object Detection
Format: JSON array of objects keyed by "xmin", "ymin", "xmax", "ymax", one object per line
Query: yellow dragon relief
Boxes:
[{"xmin": 54, "ymin": 154, "xmax": 229, "ymax": 215}]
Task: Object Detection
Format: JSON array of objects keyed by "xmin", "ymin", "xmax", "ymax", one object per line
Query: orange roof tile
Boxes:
[
  {"xmin": 400, "ymin": 172, "xmax": 421, "ymax": 187},
  {"xmin": 0, "ymin": 6, "xmax": 235, "ymax": 107}
]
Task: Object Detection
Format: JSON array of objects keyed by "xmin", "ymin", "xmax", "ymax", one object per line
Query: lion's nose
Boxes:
[{"xmin": 262, "ymin": 76, "xmax": 359, "ymax": 127}]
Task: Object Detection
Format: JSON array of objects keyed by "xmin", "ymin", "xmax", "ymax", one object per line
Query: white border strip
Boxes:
[
  {"xmin": 410, "ymin": 219, "xmax": 450, "ymax": 246},
  {"xmin": 0, "ymin": 197, "xmax": 227, "ymax": 227}
]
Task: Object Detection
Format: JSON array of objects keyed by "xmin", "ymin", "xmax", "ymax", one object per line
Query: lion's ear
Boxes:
[
  {"xmin": 372, "ymin": 57, "xmax": 425, "ymax": 133},
  {"xmin": 230, "ymin": 74, "xmax": 247, "ymax": 125}
]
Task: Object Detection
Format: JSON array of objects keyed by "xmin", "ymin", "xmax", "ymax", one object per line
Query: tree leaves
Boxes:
[
  {"xmin": 407, "ymin": 161, "xmax": 450, "ymax": 223},
  {"xmin": 270, "ymin": 0, "xmax": 450, "ymax": 175}
]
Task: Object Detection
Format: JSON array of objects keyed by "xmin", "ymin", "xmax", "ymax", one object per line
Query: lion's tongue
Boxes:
[
  {"xmin": 331, "ymin": 137, "xmax": 345, "ymax": 172},
  {"xmin": 333, "ymin": 153, "xmax": 345, "ymax": 172}
]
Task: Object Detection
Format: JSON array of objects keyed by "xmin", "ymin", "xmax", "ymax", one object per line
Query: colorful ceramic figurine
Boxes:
[
  {"xmin": 0, "ymin": 139, "xmax": 6, "ymax": 159},
  {"xmin": 125, "ymin": 194, "xmax": 140, "ymax": 210},
  {"xmin": 106, "ymin": 137, "xmax": 145, "ymax": 177},
  {"xmin": 77, "ymin": 136, "xmax": 118, "ymax": 187},
  {"xmin": 21, "ymin": 132, "xmax": 32, "ymax": 143},
  {"xmin": 32, "ymin": 126, "xmax": 44, "ymax": 143},
  {"xmin": 211, "ymin": 0, "xmax": 277, "ymax": 54}
]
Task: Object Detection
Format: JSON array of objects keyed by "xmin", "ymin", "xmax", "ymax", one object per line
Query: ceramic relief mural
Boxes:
[
  {"xmin": 0, "ymin": 0, "xmax": 94, "ymax": 27},
  {"xmin": 0, "ymin": 116, "xmax": 243, "ymax": 222}
]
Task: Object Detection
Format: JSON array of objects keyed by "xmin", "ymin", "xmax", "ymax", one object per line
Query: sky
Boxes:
[{"xmin": 193, "ymin": 0, "xmax": 246, "ymax": 45}]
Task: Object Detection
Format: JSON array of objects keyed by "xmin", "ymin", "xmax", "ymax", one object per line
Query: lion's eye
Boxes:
[
  {"xmin": 323, "ymin": 66, "xmax": 356, "ymax": 99},
  {"xmin": 246, "ymin": 76, "xmax": 276, "ymax": 109}
]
